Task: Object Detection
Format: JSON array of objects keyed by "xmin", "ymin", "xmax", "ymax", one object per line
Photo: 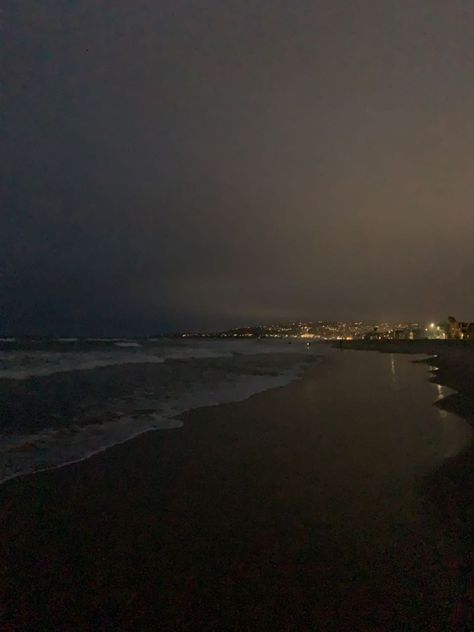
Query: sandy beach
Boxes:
[
  {"xmin": 1, "ymin": 347, "xmax": 472, "ymax": 630},
  {"xmin": 342, "ymin": 339, "xmax": 474, "ymax": 629},
  {"xmin": 5, "ymin": 1, "xmax": 474, "ymax": 628}
]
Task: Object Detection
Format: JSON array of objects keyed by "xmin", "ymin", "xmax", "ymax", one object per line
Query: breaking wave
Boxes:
[{"xmin": 0, "ymin": 345, "xmax": 320, "ymax": 485}]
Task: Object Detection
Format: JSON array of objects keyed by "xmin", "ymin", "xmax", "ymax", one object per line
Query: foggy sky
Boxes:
[{"xmin": 2, "ymin": 0, "xmax": 474, "ymax": 334}]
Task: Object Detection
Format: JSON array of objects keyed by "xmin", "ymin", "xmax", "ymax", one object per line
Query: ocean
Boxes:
[{"xmin": 0, "ymin": 337, "xmax": 318, "ymax": 484}]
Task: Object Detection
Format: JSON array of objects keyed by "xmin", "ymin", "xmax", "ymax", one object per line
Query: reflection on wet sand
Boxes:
[{"xmin": 1, "ymin": 349, "xmax": 472, "ymax": 630}]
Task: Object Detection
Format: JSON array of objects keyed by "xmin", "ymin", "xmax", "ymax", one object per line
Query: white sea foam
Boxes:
[
  {"xmin": 87, "ymin": 338, "xmax": 123, "ymax": 342},
  {"xmin": 0, "ymin": 339, "xmax": 308, "ymax": 380},
  {"xmin": 0, "ymin": 354, "xmax": 315, "ymax": 485},
  {"xmin": 0, "ymin": 414, "xmax": 183, "ymax": 485},
  {"xmin": 0, "ymin": 351, "xmax": 164, "ymax": 380}
]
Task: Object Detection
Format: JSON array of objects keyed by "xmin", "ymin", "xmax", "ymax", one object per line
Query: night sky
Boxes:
[{"xmin": 2, "ymin": 1, "xmax": 474, "ymax": 335}]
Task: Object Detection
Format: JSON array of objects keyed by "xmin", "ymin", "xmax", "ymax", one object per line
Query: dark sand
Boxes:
[
  {"xmin": 0, "ymin": 349, "xmax": 472, "ymax": 630},
  {"xmin": 342, "ymin": 339, "xmax": 474, "ymax": 630}
]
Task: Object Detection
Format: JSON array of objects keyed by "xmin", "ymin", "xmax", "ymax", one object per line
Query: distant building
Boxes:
[
  {"xmin": 447, "ymin": 316, "xmax": 474, "ymax": 340},
  {"xmin": 393, "ymin": 329, "xmax": 411, "ymax": 340},
  {"xmin": 392, "ymin": 327, "xmax": 426, "ymax": 340},
  {"xmin": 364, "ymin": 327, "xmax": 382, "ymax": 341}
]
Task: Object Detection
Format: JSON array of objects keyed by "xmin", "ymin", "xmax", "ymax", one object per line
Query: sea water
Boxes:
[{"xmin": 0, "ymin": 338, "xmax": 319, "ymax": 484}]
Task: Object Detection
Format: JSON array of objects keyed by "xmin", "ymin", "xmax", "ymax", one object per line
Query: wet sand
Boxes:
[
  {"xmin": 342, "ymin": 339, "xmax": 474, "ymax": 629},
  {"xmin": 0, "ymin": 350, "xmax": 472, "ymax": 630}
]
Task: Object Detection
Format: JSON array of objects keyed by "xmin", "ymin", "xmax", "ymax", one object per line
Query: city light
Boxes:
[{"xmin": 175, "ymin": 317, "xmax": 468, "ymax": 341}]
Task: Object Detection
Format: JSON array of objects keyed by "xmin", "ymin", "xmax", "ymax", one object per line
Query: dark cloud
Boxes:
[{"xmin": 2, "ymin": 1, "xmax": 474, "ymax": 334}]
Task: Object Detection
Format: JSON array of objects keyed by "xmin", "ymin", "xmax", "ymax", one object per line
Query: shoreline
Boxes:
[
  {"xmin": 339, "ymin": 339, "xmax": 474, "ymax": 625},
  {"xmin": 338, "ymin": 341, "xmax": 474, "ymax": 484},
  {"xmin": 1, "ymin": 347, "xmax": 472, "ymax": 629},
  {"xmin": 338, "ymin": 339, "xmax": 474, "ymax": 425},
  {"xmin": 0, "ymin": 351, "xmax": 319, "ymax": 487}
]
